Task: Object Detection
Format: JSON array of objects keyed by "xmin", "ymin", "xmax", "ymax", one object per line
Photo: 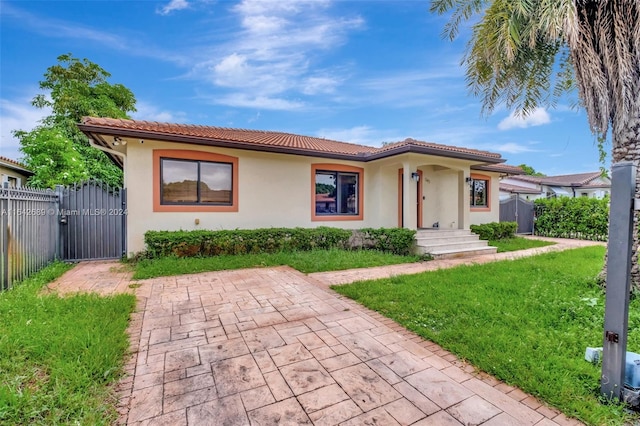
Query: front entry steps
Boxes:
[{"xmin": 415, "ymin": 229, "xmax": 497, "ymax": 259}]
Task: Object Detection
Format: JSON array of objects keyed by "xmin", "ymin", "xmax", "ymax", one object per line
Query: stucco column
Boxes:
[
  {"xmin": 459, "ymin": 170, "xmax": 470, "ymax": 229},
  {"xmin": 402, "ymin": 161, "xmax": 417, "ymax": 230}
]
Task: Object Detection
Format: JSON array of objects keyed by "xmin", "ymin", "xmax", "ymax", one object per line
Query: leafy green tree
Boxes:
[
  {"xmin": 518, "ymin": 164, "xmax": 545, "ymax": 177},
  {"xmin": 15, "ymin": 53, "xmax": 136, "ymax": 188},
  {"xmin": 431, "ymin": 1, "xmax": 640, "ymax": 287},
  {"xmin": 15, "ymin": 127, "xmax": 88, "ymax": 188}
]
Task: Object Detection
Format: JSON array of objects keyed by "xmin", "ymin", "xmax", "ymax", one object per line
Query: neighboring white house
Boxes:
[
  {"xmin": 500, "ymin": 171, "xmax": 611, "ymax": 200},
  {"xmin": 0, "ymin": 156, "xmax": 33, "ymax": 188}
]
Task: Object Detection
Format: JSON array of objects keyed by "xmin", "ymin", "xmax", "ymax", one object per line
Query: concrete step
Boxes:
[
  {"xmin": 415, "ymin": 229, "xmax": 475, "ymax": 238},
  {"xmin": 415, "ymin": 234, "xmax": 481, "ymax": 245},
  {"xmin": 415, "ymin": 240, "xmax": 490, "ymax": 254},
  {"xmin": 428, "ymin": 246, "xmax": 498, "ymax": 260},
  {"xmin": 414, "ymin": 228, "xmax": 496, "ymax": 259}
]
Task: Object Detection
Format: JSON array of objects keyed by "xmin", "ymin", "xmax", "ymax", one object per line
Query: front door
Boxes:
[{"xmin": 397, "ymin": 169, "xmax": 423, "ymax": 228}]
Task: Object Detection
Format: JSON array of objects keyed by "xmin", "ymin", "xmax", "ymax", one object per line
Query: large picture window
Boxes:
[
  {"xmin": 315, "ymin": 171, "xmax": 358, "ymax": 215},
  {"xmin": 161, "ymin": 158, "xmax": 232, "ymax": 205},
  {"xmin": 311, "ymin": 164, "xmax": 363, "ymax": 221},
  {"xmin": 153, "ymin": 150, "xmax": 238, "ymax": 212},
  {"xmin": 470, "ymin": 176, "xmax": 489, "ymax": 208}
]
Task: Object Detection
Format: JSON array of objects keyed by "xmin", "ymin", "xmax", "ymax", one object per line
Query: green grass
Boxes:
[
  {"xmin": 133, "ymin": 248, "xmax": 423, "ymax": 279},
  {"xmin": 488, "ymin": 236, "xmax": 556, "ymax": 253},
  {"xmin": 0, "ymin": 262, "xmax": 137, "ymax": 425},
  {"xmin": 333, "ymin": 246, "xmax": 639, "ymax": 425}
]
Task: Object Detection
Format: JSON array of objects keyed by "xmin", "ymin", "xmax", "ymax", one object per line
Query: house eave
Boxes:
[
  {"xmin": 363, "ymin": 144, "xmax": 504, "ymax": 164},
  {"xmin": 78, "ymin": 123, "xmax": 504, "ymax": 166}
]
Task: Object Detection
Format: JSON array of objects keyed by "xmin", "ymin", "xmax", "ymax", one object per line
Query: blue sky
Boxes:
[{"xmin": 1, "ymin": 0, "xmax": 605, "ymax": 175}]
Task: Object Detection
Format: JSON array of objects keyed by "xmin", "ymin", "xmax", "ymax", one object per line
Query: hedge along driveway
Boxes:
[{"xmin": 534, "ymin": 197, "xmax": 609, "ymax": 241}]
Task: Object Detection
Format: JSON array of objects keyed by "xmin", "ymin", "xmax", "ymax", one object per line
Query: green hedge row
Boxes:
[
  {"xmin": 470, "ymin": 222, "xmax": 517, "ymax": 240},
  {"xmin": 143, "ymin": 227, "xmax": 417, "ymax": 258},
  {"xmin": 534, "ymin": 197, "xmax": 609, "ymax": 241}
]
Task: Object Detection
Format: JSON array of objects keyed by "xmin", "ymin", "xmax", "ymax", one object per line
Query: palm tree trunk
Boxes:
[{"xmin": 604, "ymin": 90, "xmax": 640, "ymax": 289}]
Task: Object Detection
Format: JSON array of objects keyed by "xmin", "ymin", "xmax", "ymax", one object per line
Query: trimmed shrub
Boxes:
[
  {"xmin": 534, "ymin": 197, "xmax": 608, "ymax": 241},
  {"xmin": 143, "ymin": 227, "xmax": 416, "ymax": 259},
  {"xmin": 470, "ymin": 222, "xmax": 517, "ymax": 240},
  {"xmin": 351, "ymin": 228, "xmax": 417, "ymax": 255}
]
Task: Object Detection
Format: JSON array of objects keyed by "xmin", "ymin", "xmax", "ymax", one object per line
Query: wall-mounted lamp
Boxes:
[
  {"xmin": 465, "ymin": 176, "xmax": 473, "ymax": 187},
  {"xmin": 411, "ymin": 172, "xmax": 420, "ymax": 182},
  {"xmin": 112, "ymin": 137, "xmax": 127, "ymax": 146}
]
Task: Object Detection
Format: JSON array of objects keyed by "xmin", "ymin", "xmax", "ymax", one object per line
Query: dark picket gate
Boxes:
[
  {"xmin": 58, "ymin": 181, "xmax": 126, "ymax": 261},
  {"xmin": 499, "ymin": 195, "xmax": 535, "ymax": 234}
]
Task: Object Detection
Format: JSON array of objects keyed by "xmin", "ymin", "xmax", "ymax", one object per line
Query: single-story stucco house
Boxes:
[
  {"xmin": 78, "ymin": 117, "xmax": 519, "ymax": 255},
  {"xmin": 0, "ymin": 156, "xmax": 33, "ymax": 188}
]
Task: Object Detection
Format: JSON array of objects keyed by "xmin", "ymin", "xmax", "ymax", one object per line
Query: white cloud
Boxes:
[
  {"xmin": 3, "ymin": 3, "xmax": 188, "ymax": 65},
  {"xmin": 132, "ymin": 101, "xmax": 186, "ymax": 123},
  {"xmin": 316, "ymin": 126, "xmax": 404, "ymax": 147},
  {"xmin": 498, "ymin": 107, "xmax": 551, "ymax": 130},
  {"xmin": 158, "ymin": 0, "xmax": 190, "ymax": 15},
  {"xmin": 213, "ymin": 94, "xmax": 305, "ymax": 110},
  {"xmin": 0, "ymin": 96, "xmax": 50, "ymax": 161},
  {"xmin": 302, "ymin": 76, "xmax": 340, "ymax": 95},
  {"xmin": 492, "ymin": 142, "xmax": 538, "ymax": 154},
  {"xmin": 194, "ymin": 0, "xmax": 364, "ymax": 109},
  {"xmin": 351, "ymin": 66, "xmax": 465, "ymax": 108}
]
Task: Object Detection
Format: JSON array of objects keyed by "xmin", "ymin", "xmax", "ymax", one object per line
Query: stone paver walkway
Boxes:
[
  {"xmin": 47, "ymin": 237, "xmax": 600, "ymax": 425},
  {"xmin": 309, "ymin": 236, "xmax": 604, "ymax": 287}
]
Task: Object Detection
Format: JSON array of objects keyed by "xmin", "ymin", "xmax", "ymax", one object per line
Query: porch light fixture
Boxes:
[
  {"xmin": 465, "ymin": 176, "xmax": 473, "ymax": 187},
  {"xmin": 113, "ymin": 136, "xmax": 122, "ymax": 146},
  {"xmin": 411, "ymin": 172, "xmax": 420, "ymax": 182}
]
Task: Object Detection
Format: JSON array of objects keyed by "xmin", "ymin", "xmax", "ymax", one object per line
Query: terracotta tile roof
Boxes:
[
  {"xmin": 81, "ymin": 117, "xmax": 377, "ymax": 156},
  {"xmin": 0, "ymin": 156, "xmax": 32, "ymax": 173},
  {"xmin": 472, "ymin": 164, "xmax": 524, "ymax": 174},
  {"xmin": 377, "ymin": 138, "xmax": 502, "ymax": 159},
  {"xmin": 79, "ymin": 117, "xmax": 503, "ymax": 163},
  {"xmin": 499, "ymin": 183, "xmax": 542, "ymax": 194},
  {"xmin": 511, "ymin": 171, "xmax": 605, "ymax": 187}
]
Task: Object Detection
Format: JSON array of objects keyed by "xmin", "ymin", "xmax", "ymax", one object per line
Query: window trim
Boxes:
[
  {"xmin": 153, "ymin": 149, "xmax": 238, "ymax": 212},
  {"xmin": 311, "ymin": 163, "xmax": 364, "ymax": 221},
  {"xmin": 470, "ymin": 173, "xmax": 491, "ymax": 211}
]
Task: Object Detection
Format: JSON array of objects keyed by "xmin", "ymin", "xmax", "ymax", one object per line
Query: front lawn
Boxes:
[
  {"xmin": 333, "ymin": 246, "xmax": 638, "ymax": 425},
  {"xmin": 0, "ymin": 263, "xmax": 136, "ymax": 425},
  {"xmin": 133, "ymin": 248, "xmax": 423, "ymax": 279},
  {"xmin": 489, "ymin": 236, "xmax": 555, "ymax": 252}
]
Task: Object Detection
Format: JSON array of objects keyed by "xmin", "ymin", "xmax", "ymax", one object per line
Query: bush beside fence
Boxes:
[
  {"xmin": 143, "ymin": 227, "xmax": 417, "ymax": 258},
  {"xmin": 534, "ymin": 197, "xmax": 609, "ymax": 241},
  {"xmin": 470, "ymin": 222, "xmax": 517, "ymax": 240}
]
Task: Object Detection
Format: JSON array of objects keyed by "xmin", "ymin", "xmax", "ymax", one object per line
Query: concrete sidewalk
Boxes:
[{"xmin": 47, "ymin": 237, "xmax": 598, "ymax": 425}]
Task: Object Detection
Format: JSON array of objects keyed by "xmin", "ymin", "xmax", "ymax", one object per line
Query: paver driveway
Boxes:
[
  {"xmin": 95, "ymin": 264, "xmax": 583, "ymax": 426},
  {"xmin": 49, "ymin": 238, "xmax": 597, "ymax": 425}
]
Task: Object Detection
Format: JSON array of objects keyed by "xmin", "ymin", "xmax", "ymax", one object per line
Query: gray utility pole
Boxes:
[{"xmin": 601, "ymin": 161, "xmax": 636, "ymax": 399}]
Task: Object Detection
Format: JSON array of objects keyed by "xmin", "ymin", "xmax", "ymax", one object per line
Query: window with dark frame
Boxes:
[
  {"xmin": 160, "ymin": 158, "xmax": 233, "ymax": 205},
  {"xmin": 315, "ymin": 170, "xmax": 359, "ymax": 215},
  {"xmin": 470, "ymin": 178, "xmax": 488, "ymax": 207}
]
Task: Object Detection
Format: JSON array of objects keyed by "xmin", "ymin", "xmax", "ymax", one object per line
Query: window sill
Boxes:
[
  {"xmin": 312, "ymin": 214, "xmax": 363, "ymax": 221},
  {"xmin": 155, "ymin": 204, "xmax": 238, "ymax": 213}
]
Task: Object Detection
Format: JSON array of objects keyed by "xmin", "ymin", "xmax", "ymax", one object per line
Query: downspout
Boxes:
[{"xmin": 88, "ymin": 138, "xmax": 127, "ymax": 187}]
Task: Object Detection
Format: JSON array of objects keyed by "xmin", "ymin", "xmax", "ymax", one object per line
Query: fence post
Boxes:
[
  {"xmin": 55, "ymin": 185, "xmax": 64, "ymax": 260},
  {"xmin": 601, "ymin": 161, "xmax": 636, "ymax": 400},
  {"xmin": 121, "ymin": 188, "xmax": 127, "ymax": 258},
  {"xmin": 1, "ymin": 182, "xmax": 8, "ymax": 290}
]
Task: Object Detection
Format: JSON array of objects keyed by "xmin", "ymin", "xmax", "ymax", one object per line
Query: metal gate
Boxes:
[
  {"xmin": 58, "ymin": 181, "xmax": 126, "ymax": 261},
  {"xmin": 500, "ymin": 195, "xmax": 535, "ymax": 234}
]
